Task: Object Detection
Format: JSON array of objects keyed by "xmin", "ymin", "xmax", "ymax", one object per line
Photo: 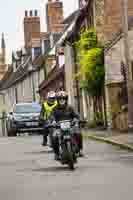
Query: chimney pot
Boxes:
[
  {"xmin": 25, "ymin": 10, "xmax": 28, "ymax": 17},
  {"xmin": 30, "ymin": 10, "xmax": 33, "ymax": 17},
  {"xmin": 35, "ymin": 10, "xmax": 38, "ymax": 16}
]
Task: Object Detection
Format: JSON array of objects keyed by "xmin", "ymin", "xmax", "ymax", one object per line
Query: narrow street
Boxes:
[{"xmin": 0, "ymin": 135, "xmax": 133, "ymax": 200}]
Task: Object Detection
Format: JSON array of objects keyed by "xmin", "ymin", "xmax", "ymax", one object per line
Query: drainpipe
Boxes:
[
  {"xmin": 73, "ymin": 44, "xmax": 81, "ymax": 114},
  {"xmin": 93, "ymin": 0, "xmax": 96, "ymax": 27},
  {"xmin": 103, "ymin": 85, "xmax": 108, "ymax": 128},
  {"xmin": 28, "ymin": 64, "xmax": 36, "ymax": 102},
  {"xmin": 31, "ymin": 72, "xmax": 36, "ymax": 102}
]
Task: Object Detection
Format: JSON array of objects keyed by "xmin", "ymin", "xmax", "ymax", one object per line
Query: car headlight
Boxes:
[
  {"xmin": 33, "ymin": 116, "xmax": 39, "ymax": 120},
  {"xmin": 13, "ymin": 116, "xmax": 22, "ymax": 121}
]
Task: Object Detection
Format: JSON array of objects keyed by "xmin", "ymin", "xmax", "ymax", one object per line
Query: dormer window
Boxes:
[
  {"xmin": 32, "ymin": 47, "xmax": 41, "ymax": 60},
  {"xmin": 42, "ymin": 39, "xmax": 50, "ymax": 54}
]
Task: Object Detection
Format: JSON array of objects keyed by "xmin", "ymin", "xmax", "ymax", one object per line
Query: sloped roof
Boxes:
[
  {"xmin": 0, "ymin": 66, "xmax": 13, "ymax": 90},
  {"xmin": 63, "ymin": 10, "xmax": 80, "ymax": 26},
  {"xmin": 52, "ymin": 33, "xmax": 62, "ymax": 44},
  {"xmin": 0, "ymin": 9, "xmax": 84, "ymax": 91},
  {"xmin": 54, "ymin": 9, "xmax": 84, "ymax": 47},
  {"xmin": 39, "ymin": 65, "xmax": 64, "ymax": 91},
  {"xmin": 0, "ymin": 56, "xmax": 31, "ymax": 90},
  {"xmin": 32, "ymin": 54, "xmax": 44, "ymax": 68}
]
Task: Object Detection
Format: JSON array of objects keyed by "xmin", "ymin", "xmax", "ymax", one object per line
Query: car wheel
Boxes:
[
  {"xmin": 7, "ymin": 129, "xmax": 17, "ymax": 137},
  {"xmin": 6, "ymin": 120, "xmax": 17, "ymax": 137},
  {"xmin": 6, "ymin": 124, "xmax": 17, "ymax": 137}
]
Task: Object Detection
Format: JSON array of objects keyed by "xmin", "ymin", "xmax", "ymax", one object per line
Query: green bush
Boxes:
[
  {"xmin": 121, "ymin": 104, "xmax": 128, "ymax": 113},
  {"xmin": 88, "ymin": 120, "xmax": 97, "ymax": 129},
  {"xmin": 95, "ymin": 112, "xmax": 104, "ymax": 126}
]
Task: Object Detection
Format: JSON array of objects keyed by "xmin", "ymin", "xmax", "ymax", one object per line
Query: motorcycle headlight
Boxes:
[{"xmin": 53, "ymin": 130, "xmax": 60, "ymax": 137}]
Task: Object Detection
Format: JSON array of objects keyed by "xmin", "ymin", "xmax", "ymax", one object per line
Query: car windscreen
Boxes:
[{"xmin": 14, "ymin": 104, "xmax": 41, "ymax": 114}]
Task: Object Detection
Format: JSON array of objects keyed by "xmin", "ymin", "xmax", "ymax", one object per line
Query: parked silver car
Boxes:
[{"xmin": 6, "ymin": 102, "xmax": 43, "ymax": 136}]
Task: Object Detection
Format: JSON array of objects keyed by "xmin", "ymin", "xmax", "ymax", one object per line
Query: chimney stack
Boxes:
[
  {"xmin": 24, "ymin": 10, "xmax": 40, "ymax": 49},
  {"xmin": 46, "ymin": 0, "xmax": 64, "ymax": 33}
]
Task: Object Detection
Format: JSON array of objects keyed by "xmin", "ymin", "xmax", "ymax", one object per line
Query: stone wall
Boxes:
[
  {"xmin": 105, "ymin": 28, "xmax": 133, "ymax": 130},
  {"xmin": 115, "ymin": 112, "xmax": 128, "ymax": 131},
  {"xmin": 105, "ymin": 29, "xmax": 133, "ymax": 84}
]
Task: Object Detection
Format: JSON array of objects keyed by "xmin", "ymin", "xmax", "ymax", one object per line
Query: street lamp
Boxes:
[{"xmin": 28, "ymin": 64, "xmax": 36, "ymax": 102}]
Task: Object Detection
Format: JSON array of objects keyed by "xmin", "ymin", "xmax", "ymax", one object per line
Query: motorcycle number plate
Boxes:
[
  {"xmin": 60, "ymin": 121, "xmax": 71, "ymax": 129},
  {"xmin": 64, "ymin": 135, "xmax": 71, "ymax": 139}
]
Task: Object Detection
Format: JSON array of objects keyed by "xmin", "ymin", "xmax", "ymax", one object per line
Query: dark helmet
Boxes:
[{"xmin": 56, "ymin": 91, "xmax": 68, "ymax": 106}]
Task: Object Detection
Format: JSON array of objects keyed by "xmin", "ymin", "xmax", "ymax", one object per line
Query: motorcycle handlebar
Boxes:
[
  {"xmin": 48, "ymin": 123, "xmax": 60, "ymax": 128},
  {"xmin": 48, "ymin": 119, "xmax": 85, "ymax": 128}
]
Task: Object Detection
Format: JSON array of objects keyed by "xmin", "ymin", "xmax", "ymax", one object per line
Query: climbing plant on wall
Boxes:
[{"xmin": 75, "ymin": 28, "xmax": 105, "ymax": 123}]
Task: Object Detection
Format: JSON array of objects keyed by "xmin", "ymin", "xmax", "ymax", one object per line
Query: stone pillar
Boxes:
[
  {"xmin": 82, "ymin": 90, "xmax": 88, "ymax": 119},
  {"xmin": 64, "ymin": 44, "xmax": 75, "ymax": 108},
  {"xmin": 107, "ymin": 82, "xmax": 122, "ymax": 129},
  {"xmin": 105, "ymin": 85, "xmax": 112, "ymax": 129}
]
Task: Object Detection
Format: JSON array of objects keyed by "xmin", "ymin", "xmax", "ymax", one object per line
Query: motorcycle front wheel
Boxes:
[{"xmin": 66, "ymin": 141, "xmax": 75, "ymax": 170}]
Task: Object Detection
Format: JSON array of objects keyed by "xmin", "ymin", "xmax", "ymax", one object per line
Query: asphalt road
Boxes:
[{"xmin": 0, "ymin": 135, "xmax": 133, "ymax": 200}]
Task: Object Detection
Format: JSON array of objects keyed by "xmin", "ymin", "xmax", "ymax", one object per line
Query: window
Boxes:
[
  {"xmin": 34, "ymin": 47, "xmax": 41, "ymax": 57},
  {"xmin": 32, "ymin": 47, "xmax": 42, "ymax": 60}
]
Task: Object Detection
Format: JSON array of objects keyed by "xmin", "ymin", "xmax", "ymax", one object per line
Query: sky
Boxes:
[{"xmin": 0, "ymin": 0, "xmax": 78, "ymax": 63}]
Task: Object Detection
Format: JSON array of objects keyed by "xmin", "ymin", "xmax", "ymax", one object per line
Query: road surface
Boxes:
[{"xmin": 0, "ymin": 135, "xmax": 133, "ymax": 200}]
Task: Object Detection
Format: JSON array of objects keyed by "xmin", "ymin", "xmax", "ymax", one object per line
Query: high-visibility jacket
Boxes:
[{"xmin": 42, "ymin": 101, "xmax": 57, "ymax": 120}]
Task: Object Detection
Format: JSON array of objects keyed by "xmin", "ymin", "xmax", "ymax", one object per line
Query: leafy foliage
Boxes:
[
  {"xmin": 75, "ymin": 28, "xmax": 104, "ymax": 98},
  {"xmin": 75, "ymin": 28, "xmax": 105, "ymax": 124}
]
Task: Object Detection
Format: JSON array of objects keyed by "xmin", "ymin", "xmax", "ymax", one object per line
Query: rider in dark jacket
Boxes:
[{"xmin": 49, "ymin": 90, "xmax": 83, "ymax": 160}]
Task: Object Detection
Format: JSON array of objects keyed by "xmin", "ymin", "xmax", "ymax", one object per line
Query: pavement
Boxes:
[
  {"xmin": 0, "ymin": 135, "xmax": 133, "ymax": 200},
  {"xmin": 83, "ymin": 128, "xmax": 133, "ymax": 151}
]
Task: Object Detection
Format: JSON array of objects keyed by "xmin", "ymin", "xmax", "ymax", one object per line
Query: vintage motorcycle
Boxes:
[{"xmin": 51, "ymin": 119, "xmax": 79, "ymax": 170}]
